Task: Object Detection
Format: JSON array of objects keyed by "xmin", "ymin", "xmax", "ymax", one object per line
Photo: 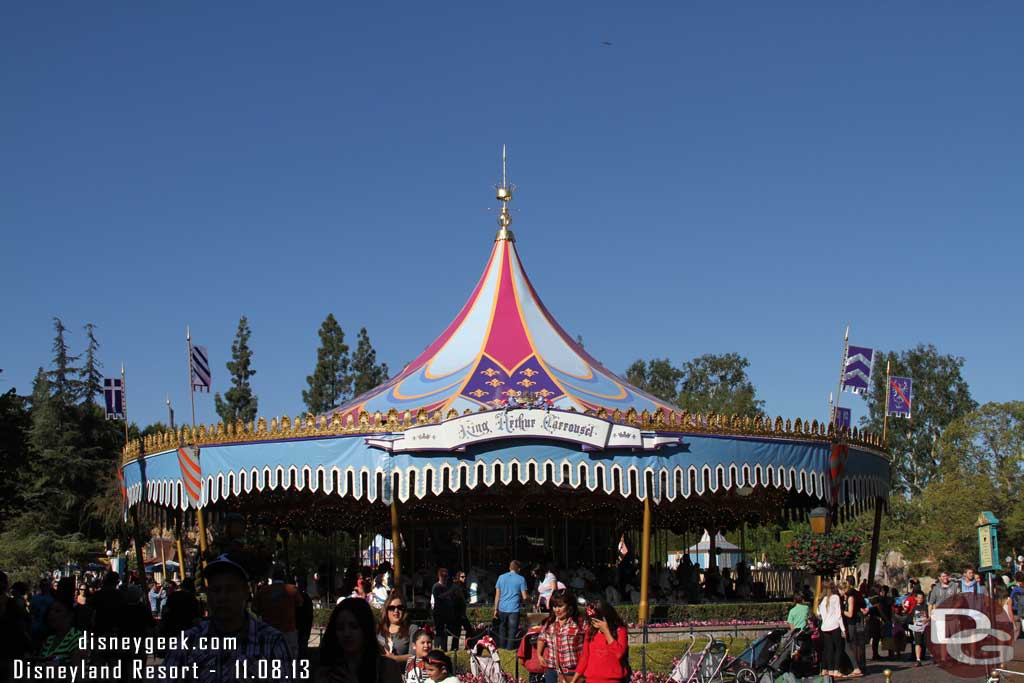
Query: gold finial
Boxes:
[{"xmin": 495, "ymin": 144, "xmax": 515, "ymax": 242}]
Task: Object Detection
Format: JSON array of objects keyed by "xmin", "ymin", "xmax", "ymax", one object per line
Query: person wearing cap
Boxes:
[{"xmin": 161, "ymin": 554, "xmax": 294, "ymax": 683}]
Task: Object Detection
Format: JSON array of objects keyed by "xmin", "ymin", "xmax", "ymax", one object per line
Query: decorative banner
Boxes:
[
  {"xmin": 366, "ymin": 408, "xmax": 682, "ymax": 453},
  {"xmin": 843, "ymin": 345, "xmax": 874, "ymax": 395},
  {"xmin": 190, "ymin": 345, "xmax": 211, "ymax": 392},
  {"xmin": 888, "ymin": 376, "xmax": 913, "ymax": 418},
  {"xmin": 835, "ymin": 407, "xmax": 852, "ymax": 431},
  {"xmin": 115, "ymin": 464, "xmax": 127, "ymax": 503},
  {"xmin": 177, "ymin": 446, "xmax": 203, "ymax": 508},
  {"xmin": 829, "ymin": 441, "xmax": 850, "ymax": 503},
  {"xmin": 103, "ymin": 378, "xmax": 124, "ymax": 420}
]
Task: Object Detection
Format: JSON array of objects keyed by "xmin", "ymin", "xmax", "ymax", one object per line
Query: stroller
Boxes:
[
  {"xmin": 516, "ymin": 625, "xmax": 547, "ymax": 683},
  {"xmin": 469, "ymin": 635, "xmax": 505, "ymax": 683},
  {"xmin": 724, "ymin": 628, "xmax": 789, "ymax": 681},
  {"xmin": 668, "ymin": 635, "xmax": 731, "ymax": 683}
]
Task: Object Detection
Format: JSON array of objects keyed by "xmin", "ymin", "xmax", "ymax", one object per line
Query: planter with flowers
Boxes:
[{"xmin": 785, "ymin": 529, "xmax": 864, "ymax": 576}]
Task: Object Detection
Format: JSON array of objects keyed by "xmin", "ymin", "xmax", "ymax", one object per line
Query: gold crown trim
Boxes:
[{"xmin": 122, "ymin": 408, "xmax": 890, "ymax": 464}]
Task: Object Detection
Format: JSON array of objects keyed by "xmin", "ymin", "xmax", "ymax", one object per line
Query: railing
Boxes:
[{"xmin": 750, "ymin": 568, "xmax": 812, "ymax": 600}]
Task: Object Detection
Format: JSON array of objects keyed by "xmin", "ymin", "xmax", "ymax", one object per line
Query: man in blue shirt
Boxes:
[
  {"xmin": 493, "ymin": 560, "xmax": 528, "ymax": 650},
  {"xmin": 960, "ymin": 567, "xmax": 987, "ymax": 595}
]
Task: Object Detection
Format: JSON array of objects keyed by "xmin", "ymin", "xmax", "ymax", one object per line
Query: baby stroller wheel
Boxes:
[{"xmin": 734, "ymin": 668, "xmax": 758, "ymax": 683}]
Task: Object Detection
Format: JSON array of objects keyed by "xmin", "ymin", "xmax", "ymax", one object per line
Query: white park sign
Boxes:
[{"xmin": 365, "ymin": 408, "xmax": 681, "ymax": 453}]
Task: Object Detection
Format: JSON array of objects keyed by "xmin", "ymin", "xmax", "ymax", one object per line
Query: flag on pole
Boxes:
[
  {"xmin": 115, "ymin": 463, "xmax": 127, "ymax": 503},
  {"xmin": 177, "ymin": 446, "xmax": 203, "ymax": 508},
  {"xmin": 842, "ymin": 345, "xmax": 874, "ymax": 395},
  {"xmin": 103, "ymin": 378, "xmax": 125, "ymax": 420},
  {"xmin": 190, "ymin": 345, "xmax": 211, "ymax": 392},
  {"xmin": 887, "ymin": 376, "xmax": 913, "ymax": 418},
  {"xmin": 834, "ymin": 407, "xmax": 852, "ymax": 431}
]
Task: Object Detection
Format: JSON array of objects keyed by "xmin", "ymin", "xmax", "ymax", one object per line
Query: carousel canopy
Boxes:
[
  {"xmin": 121, "ymin": 153, "xmax": 891, "ymax": 527},
  {"xmin": 326, "ymin": 229, "xmax": 676, "ymax": 421}
]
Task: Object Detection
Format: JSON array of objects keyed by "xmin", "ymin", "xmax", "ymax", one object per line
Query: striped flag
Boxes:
[
  {"xmin": 842, "ymin": 345, "xmax": 874, "ymax": 395},
  {"xmin": 829, "ymin": 441, "xmax": 850, "ymax": 503},
  {"xmin": 115, "ymin": 464, "xmax": 127, "ymax": 503},
  {"xmin": 177, "ymin": 446, "xmax": 203, "ymax": 508},
  {"xmin": 191, "ymin": 345, "xmax": 211, "ymax": 392},
  {"xmin": 103, "ymin": 378, "xmax": 125, "ymax": 420},
  {"xmin": 888, "ymin": 376, "xmax": 913, "ymax": 418}
]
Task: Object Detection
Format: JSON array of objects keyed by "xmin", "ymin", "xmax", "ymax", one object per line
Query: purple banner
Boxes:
[
  {"xmin": 835, "ymin": 407, "xmax": 851, "ymax": 431},
  {"xmin": 843, "ymin": 345, "xmax": 874, "ymax": 395},
  {"xmin": 103, "ymin": 378, "xmax": 124, "ymax": 420},
  {"xmin": 888, "ymin": 376, "xmax": 912, "ymax": 418}
]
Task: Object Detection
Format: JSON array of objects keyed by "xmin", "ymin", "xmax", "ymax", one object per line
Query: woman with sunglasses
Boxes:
[
  {"xmin": 423, "ymin": 650, "xmax": 459, "ymax": 683},
  {"xmin": 378, "ymin": 592, "xmax": 412, "ymax": 663},
  {"xmin": 570, "ymin": 600, "xmax": 629, "ymax": 683},
  {"xmin": 404, "ymin": 629, "xmax": 434, "ymax": 683},
  {"xmin": 318, "ymin": 597, "xmax": 403, "ymax": 683},
  {"xmin": 537, "ymin": 589, "xmax": 584, "ymax": 683}
]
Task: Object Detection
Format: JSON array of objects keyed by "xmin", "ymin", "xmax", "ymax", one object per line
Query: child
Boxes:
[{"xmin": 424, "ymin": 650, "xmax": 459, "ymax": 683}]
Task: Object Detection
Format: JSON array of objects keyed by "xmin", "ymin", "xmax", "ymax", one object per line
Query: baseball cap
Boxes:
[{"xmin": 204, "ymin": 554, "xmax": 249, "ymax": 582}]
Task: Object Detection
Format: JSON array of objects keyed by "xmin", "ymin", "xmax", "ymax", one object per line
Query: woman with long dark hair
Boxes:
[
  {"xmin": 538, "ymin": 589, "xmax": 585, "ymax": 683},
  {"xmin": 569, "ymin": 599, "xmax": 628, "ymax": 683},
  {"xmin": 378, "ymin": 591, "xmax": 412, "ymax": 663},
  {"xmin": 318, "ymin": 597, "xmax": 403, "ymax": 683}
]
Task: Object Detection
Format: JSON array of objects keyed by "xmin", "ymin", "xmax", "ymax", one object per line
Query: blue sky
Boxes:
[{"xmin": 2, "ymin": 1, "xmax": 1021, "ymax": 430}]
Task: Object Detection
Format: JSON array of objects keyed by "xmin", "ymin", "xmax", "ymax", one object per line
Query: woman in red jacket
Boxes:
[{"xmin": 570, "ymin": 600, "xmax": 629, "ymax": 683}]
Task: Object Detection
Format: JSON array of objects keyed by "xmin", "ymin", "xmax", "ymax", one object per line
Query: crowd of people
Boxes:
[{"xmin": 781, "ymin": 565, "xmax": 1021, "ymax": 678}]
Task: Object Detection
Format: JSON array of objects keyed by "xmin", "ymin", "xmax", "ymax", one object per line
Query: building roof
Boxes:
[{"xmin": 327, "ymin": 229, "xmax": 676, "ymax": 421}]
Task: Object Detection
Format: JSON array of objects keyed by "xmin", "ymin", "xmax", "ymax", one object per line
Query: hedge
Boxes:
[{"xmin": 312, "ymin": 601, "xmax": 788, "ymax": 628}]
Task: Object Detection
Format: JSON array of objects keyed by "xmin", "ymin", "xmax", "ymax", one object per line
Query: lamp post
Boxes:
[{"xmin": 809, "ymin": 507, "xmax": 830, "ymax": 606}]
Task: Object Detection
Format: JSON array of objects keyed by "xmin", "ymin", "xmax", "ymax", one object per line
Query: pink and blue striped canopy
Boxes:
[{"xmin": 328, "ymin": 232, "xmax": 675, "ymax": 421}]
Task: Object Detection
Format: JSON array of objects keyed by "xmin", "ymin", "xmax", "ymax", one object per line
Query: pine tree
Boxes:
[
  {"xmin": 215, "ymin": 316, "xmax": 259, "ymax": 425},
  {"xmin": 48, "ymin": 317, "xmax": 80, "ymax": 405},
  {"xmin": 79, "ymin": 323, "xmax": 103, "ymax": 405},
  {"xmin": 303, "ymin": 313, "xmax": 351, "ymax": 414},
  {"xmin": 351, "ymin": 327, "xmax": 389, "ymax": 396}
]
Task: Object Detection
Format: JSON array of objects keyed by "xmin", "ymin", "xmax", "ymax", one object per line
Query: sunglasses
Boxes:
[{"xmin": 388, "ymin": 605, "xmax": 406, "ymax": 612}]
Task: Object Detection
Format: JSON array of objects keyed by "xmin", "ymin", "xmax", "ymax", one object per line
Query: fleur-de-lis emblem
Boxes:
[
  {"xmin": 468, "ymin": 389, "xmax": 488, "ymax": 398},
  {"xmin": 485, "ymin": 378, "xmax": 505, "ymax": 388},
  {"xmin": 536, "ymin": 389, "xmax": 553, "ymax": 397},
  {"xmin": 481, "ymin": 368, "xmax": 501, "ymax": 377},
  {"xmin": 520, "ymin": 368, "xmax": 539, "ymax": 378},
  {"xmin": 518, "ymin": 379, "xmax": 536, "ymax": 388}
]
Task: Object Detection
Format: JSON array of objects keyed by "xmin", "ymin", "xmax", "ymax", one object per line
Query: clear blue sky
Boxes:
[{"xmin": 3, "ymin": 1, "xmax": 1021, "ymax": 430}]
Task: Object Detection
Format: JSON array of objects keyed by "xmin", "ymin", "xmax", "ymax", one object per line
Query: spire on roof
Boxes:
[{"xmin": 495, "ymin": 144, "xmax": 515, "ymax": 242}]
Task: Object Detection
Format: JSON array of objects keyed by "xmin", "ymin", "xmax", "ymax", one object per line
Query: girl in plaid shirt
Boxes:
[{"xmin": 537, "ymin": 590, "xmax": 585, "ymax": 683}]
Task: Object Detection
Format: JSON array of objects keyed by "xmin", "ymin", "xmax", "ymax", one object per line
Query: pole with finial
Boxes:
[
  {"xmin": 832, "ymin": 325, "xmax": 850, "ymax": 431},
  {"xmin": 185, "ymin": 326, "xmax": 209, "ymax": 571},
  {"xmin": 495, "ymin": 144, "xmax": 515, "ymax": 242}
]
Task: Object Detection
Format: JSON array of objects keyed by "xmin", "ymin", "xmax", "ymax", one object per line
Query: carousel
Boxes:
[{"xmin": 121, "ymin": 152, "xmax": 891, "ymax": 619}]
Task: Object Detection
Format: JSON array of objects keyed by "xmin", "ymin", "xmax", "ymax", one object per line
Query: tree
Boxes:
[
  {"xmin": 860, "ymin": 344, "xmax": 976, "ymax": 496},
  {"xmin": 215, "ymin": 316, "xmax": 259, "ymax": 425},
  {"xmin": 677, "ymin": 353, "xmax": 764, "ymax": 417},
  {"xmin": 47, "ymin": 317, "xmax": 80, "ymax": 405},
  {"xmin": 79, "ymin": 322, "xmax": 103, "ymax": 405},
  {"xmin": 0, "ymin": 388, "xmax": 31, "ymax": 521},
  {"xmin": 303, "ymin": 314, "xmax": 351, "ymax": 414},
  {"xmin": 351, "ymin": 328, "xmax": 389, "ymax": 397},
  {"xmin": 625, "ymin": 359, "xmax": 683, "ymax": 404}
]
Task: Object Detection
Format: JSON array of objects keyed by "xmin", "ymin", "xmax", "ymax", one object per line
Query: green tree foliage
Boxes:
[
  {"xmin": 0, "ymin": 388, "xmax": 31, "ymax": 520},
  {"xmin": 303, "ymin": 314, "xmax": 351, "ymax": 414},
  {"xmin": 625, "ymin": 353, "xmax": 764, "ymax": 417},
  {"xmin": 215, "ymin": 316, "xmax": 259, "ymax": 425},
  {"xmin": 80, "ymin": 322, "xmax": 103, "ymax": 405},
  {"xmin": 0, "ymin": 321, "xmax": 129, "ymax": 580},
  {"xmin": 677, "ymin": 353, "xmax": 764, "ymax": 417},
  {"xmin": 48, "ymin": 317, "xmax": 80, "ymax": 406},
  {"xmin": 625, "ymin": 358, "xmax": 683, "ymax": 404},
  {"xmin": 351, "ymin": 327, "xmax": 389, "ymax": 397},
  {"xmin": 860, "ymin": 345, "xmax": 976, "ymax": 495}
]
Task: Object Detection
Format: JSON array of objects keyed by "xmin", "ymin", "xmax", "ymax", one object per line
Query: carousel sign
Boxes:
[{"xmin": 365, "ymin": 408, "xmax": 681, "ymax": 453}]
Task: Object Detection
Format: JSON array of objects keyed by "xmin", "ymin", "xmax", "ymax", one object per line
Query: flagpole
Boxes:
[
  {"xmin": 166, "ymin": 394, "xmax": 174, "ymax": 431},
  {"xmin": 832, "ymin": 326, "xmax": 850, "ymax": 430},
  {"xmin": 124, "ymin": 364, "xmax": 148, "ymax": 583},
  {"xmin": 186, "ymin": 327, "xmax": 209, "ymax": 570},
  {"xmin": 882, "ymin": 359, "xmax": 892, "ymax": 445}
]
